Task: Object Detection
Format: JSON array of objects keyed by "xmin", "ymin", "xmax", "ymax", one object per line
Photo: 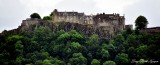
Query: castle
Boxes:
[
  {"xmin": 52, "ymin": 9, "xmax": 125, "ymax": 30},
  {"xmin": 21, "ymin": 9, "xmax": 126, "ymax": 39},
  {"xmin": 52, "ymin": 9, "xmax": 125, "ymax": 33}
]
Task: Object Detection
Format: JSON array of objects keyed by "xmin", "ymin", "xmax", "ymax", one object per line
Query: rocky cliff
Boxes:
[{"xmin": 1, "ymin": 19, "xmax": 121, "ymax": 39}]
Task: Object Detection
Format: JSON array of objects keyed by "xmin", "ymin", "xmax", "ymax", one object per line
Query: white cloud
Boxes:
[
  {"xmin": 54, "ymin": 0, "xmax": 100, "ymax": 15},
  {"xmin": 94, "ymin": 0, "xmax": 139, "ymax": 14},
  {"xmin": 19, "ymin": 0, "xmax": 62, "ymax": 7}
]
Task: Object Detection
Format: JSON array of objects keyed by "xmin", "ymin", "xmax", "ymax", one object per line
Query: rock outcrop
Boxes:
[{"xmin": 1, "ymin": 19, "xmax": 121, "ymax": 39}]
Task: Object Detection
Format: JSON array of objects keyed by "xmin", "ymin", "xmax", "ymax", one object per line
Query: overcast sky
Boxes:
[{"xmin": 0, "ymin": 0, "xmax": 160, "ymax": 32}]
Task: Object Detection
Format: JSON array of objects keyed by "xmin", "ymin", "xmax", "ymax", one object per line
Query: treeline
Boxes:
[{"xmin": 0, "ymin": 26, "xmax": 160, "ymax": 65}]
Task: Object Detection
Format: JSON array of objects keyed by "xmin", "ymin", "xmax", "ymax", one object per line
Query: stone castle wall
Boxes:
[
  {"xmin": 52, "ymin": 9, "xmax": 94, "ymax": 24},
  {"xmin": 52, "ymin": 9, "xmax": 125, "ymax": 35},
  {"xmin": 52, "ymin": 9, "xmax": 125, "ymax": 29}
]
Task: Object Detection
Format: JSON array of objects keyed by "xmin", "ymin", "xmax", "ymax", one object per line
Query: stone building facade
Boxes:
[
  {"xmin": 52, "ymin": 9, "xmax": 125, "ymax": 33},
  {"xmin": 52, "ymin": 9, "xmax": 94, "ymax": 24}
]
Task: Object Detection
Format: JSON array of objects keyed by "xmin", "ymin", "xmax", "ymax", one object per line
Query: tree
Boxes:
[
  {"xmin": 102, "ymin": 43, "xmax": 116, "ymax": 59},
  {"xmin": 69, "ymin": 42, "xmax": 82, "ymax": 53},
  {"xmin": 126, "ymin": 34, "xmax": 137, "ymax": 47},
  {"xmin": 43, "ymin": 16, "xmax": 52, "ymax": 20},
  {"xmin": 15, "ymin": 40, "xmax": 23, "ymax": 55},
  {"xmin": 135, "ymin": 15, "xmax": 148, "ymax": 30},
  {"xmin": 103, "ymin": 60, "xmax": 116, "ymax": 65},
  {"xmin": 30, "ymin": 13, "xmax": 41, "ymax": 19},
  {"xmin": 15, "ymin": 56, "xmax": 24, "ymax": 65},
  {"xmin": 127, "ymin": 47, "xmax": 136, "ymax": 59},
  {"xmin": 136, "ymin": 45, "xmax": 148, "ymax": 59},
  {"xmin": 86, "ymin": 34, "xmax": 99, "ymax": 44},
  {"xmin": 115, "ymin": 53, "xmax": 129, "ymax": 64},
  {"xmin": 113, "ymin": 34, "xmax": 125, "ymax": 53},
  {"xmin": 69, "ymin": 53, "xmax": 87, "ymax": 65},
  {"xmin": 56, "ymin": 30, "xmax": 84, "ymax": 44},
  {"xmin": 101, "ymin": 49, "xmax": 110, "ymax": 59},
  {"xmin": 71, "ymin": 42, "xmax": 81, "ymax": 49},
  {"xmin": 35, "ymin": 60, "xmax": 43, "ymax": 65},
  {"xmin": 32, "ymin": 26, "xmax": 52, "ymax": 45},
  {"xmin": 52, "ymin": 59, "xmax": 65, "ymax": 65},
  {"xmin": 91, "ymin": 59, "xmax": 100, "ymax": 65},
  {"xmin": 86, "ymin": 34, "xmax": 100, "ymax": 55},
  {"xmin": 43, "ymin": 59, "xmax": 52, "ymax": 65},
  {"xmin": 113, "ymin": 34, "xmax": 124, "ymax": 47}
]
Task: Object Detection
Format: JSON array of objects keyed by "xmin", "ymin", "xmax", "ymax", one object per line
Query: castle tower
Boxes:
[{"xmin": 52, "ymin": 9, "xmax": 58, "ymax": 22}]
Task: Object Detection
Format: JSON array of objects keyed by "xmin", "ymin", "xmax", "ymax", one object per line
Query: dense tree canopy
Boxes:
[{"xmin": 0, "ymin": 26, "xmax": 160, "ymax": 65}]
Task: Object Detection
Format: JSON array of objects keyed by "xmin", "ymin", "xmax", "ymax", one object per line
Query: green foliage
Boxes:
[
  {"xmin": 69, "ymin": 53, "xmax": 87, "ymax": 65},
  {"xmin": 30, "ymin": 13, "xmax": 41, "ymax": 19},
  {"xmin": 15, "ymin": 40, "xmax": 23, "ymax": 55},
  {"xmin": 0, "ymin": 26, "xmax": 160, "ymax": 65},
  {"xmin": 56, "ymin": 30, "xmax": 65, "ymax": 36},
  {"xmin": 103, "ymin": 60, "xmax": 116, "ymax": 65},
  {"xmin": 51, "ymin": 58, "xmax": 65, "ymax": 65},
  {"xmin": 7, "ymin": 35, "xmax": 22, "ymax": 43},
  {"xmin": 127, "ymin": 47, "xmax": 136, "ymax": 59},
  {"xmin": 126, "ymin": 34, "xmax": 137, "ymax": 47},
  {"xmin": 43, "ymin": 16, "xmax": 52, "ymax": 20},
  {"xmin": 115, "ymin": 53, "xmax": 129, "ymax": 64},
  {"xmin": 71, "ymin": 42, "xmax": 81, "ymax": 49},
  {"xmin": 135, "ymin": 15, "xmax": 148, "ymax": 30},
  {"xmin": 101, "ymin": 49, "xmax": 110, "ymax": 59},
  {"xmin": 43, "ymin": 59, "xmax": 52, "ymax": 65},
  {"xmin": 136, "ymin": 45, "xmax": 148, "ymax": 59},
  {"xmin": 113, "ymin": 34, "xmax": 125, "ymax": 46},
  {"xmin": 87, "ymin": 34, "xmax": 99, "ymax": 44},
  {"xmin": 56, "ymin": 30, "xmax": 84, "ymax": 44},
  {"xmin": 57, "ymin": 33, "xmax": 70, "ymax": 43},
  {"xmin": 32, "ymin": 26, "xmax": 52, "ymax": 45},
  {"xmin": 113, "ymin": 34, "xmax": 125, "ymax": 53},
  {"xmin": 91, "ymin": 59, "xmax": 100, "ymax": 65},
  {"xmin": 35, "ymin": 60, "xmax": 43, "ymax": 65}
]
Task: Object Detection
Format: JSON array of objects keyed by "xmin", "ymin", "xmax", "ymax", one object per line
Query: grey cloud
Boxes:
[
  {"xmin": 0, "ymin": 0, "xmax": 27, "ymax": 32},
  {"xmin": 0, "ymin": 0, "xmax": 160, "ymax": 32},
  {"xmin": 54, "ymin": 0, "xmax": 101, "ymax": 15},
  {"xmin": 124, "ymin": 0, "xmax": 160, "ymax": 28}
]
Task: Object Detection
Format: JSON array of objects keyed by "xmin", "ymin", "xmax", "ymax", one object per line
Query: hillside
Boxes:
[{"xmin": 0, "ymin": 19, "xmax": 160, "ymax": 65}]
